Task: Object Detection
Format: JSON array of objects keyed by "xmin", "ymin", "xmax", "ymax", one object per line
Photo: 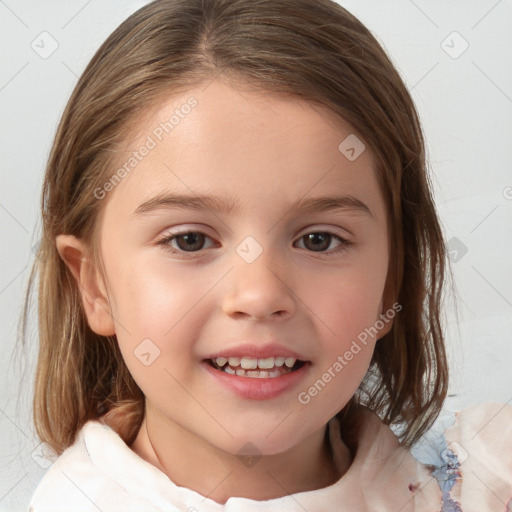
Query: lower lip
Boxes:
[{"xmin": 202, "ymin": 361, "xmax": 310, "ymax": 400}]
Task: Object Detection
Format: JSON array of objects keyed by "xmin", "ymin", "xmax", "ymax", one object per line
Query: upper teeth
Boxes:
[{"xmin": 213, "ymin": 356, "xmax": 297, "ymax": 369}]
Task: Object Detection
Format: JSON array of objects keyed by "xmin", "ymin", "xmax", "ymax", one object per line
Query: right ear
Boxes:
[{"xmin": 55, "ymin": 234, "xmax": 116, "ymax": 336}]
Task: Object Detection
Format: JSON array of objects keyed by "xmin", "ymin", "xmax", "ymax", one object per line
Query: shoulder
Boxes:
[
  {"xmin": 444, "ymin": 402, "xmax": 512, "ymax": 511},
  {"xmin": 330, "ymin": 407, "xmax": 443, "ymax": 511},
  {"xmin": 414, "ymin": 402, "xmax": 512, "ymax": 512},
  {"xmin": 29, "ymin": 420, "xmax": 162, "ymax": 512}
]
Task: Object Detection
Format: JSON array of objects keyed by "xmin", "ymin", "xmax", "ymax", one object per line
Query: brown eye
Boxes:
[
  {"xmin": 294, "ymin": 231, "xmax": 350, "ymax": 254},
  {"xmin": 158, "ymin": 231, "xmax": 215, "ymax": 253},
  {"xmin": 302, "ymin": 232, "xmax": 333, "ymax": 252},
  {"xmin": 174, "ymin": 232, "xmax": 206, "ymax": 252}
]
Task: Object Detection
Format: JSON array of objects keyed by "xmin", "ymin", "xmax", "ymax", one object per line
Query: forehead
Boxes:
[{"xmin": 102, "ymin": 78, "xmax": 384, "ymax": 220}]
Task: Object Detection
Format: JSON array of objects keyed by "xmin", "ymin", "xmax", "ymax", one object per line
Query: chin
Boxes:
[{"xmin": 213, "ymin": 424, "xmax": 312, "ymax": 459}]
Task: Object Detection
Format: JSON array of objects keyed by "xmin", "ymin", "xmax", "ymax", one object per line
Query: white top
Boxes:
[{"xmin": 30, "ymin": 403, "xmax": 512, "ymax": 512}]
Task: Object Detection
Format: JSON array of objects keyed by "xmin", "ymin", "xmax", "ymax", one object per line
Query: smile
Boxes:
[{"xmin": 207, "ymin": 356, "xmax": 306, "ymax": 378}]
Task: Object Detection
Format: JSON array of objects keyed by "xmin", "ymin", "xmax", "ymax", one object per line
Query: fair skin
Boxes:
[{"xmin": 56, "ymin": 78, "xmax": 392, "ymax": 504}]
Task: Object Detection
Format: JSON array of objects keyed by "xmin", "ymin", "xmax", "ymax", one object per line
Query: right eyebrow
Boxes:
[{"xmin": 133, "ymin": 193, "xmax": 242, "ymax": 217}]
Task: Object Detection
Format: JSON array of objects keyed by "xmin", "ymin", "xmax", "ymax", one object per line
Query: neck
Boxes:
[{"xmin": 130, "ymin": 407, "xmax": 347, "ymax": 504}]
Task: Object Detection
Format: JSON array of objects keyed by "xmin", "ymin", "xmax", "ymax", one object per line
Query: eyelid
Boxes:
[
  {"xmin": 294, "ymin": 223, "xmax": 352, "ymax": 240},
  {"xmin": 157, "ymin": 224, "xmax": 215, "ymax": 239}
]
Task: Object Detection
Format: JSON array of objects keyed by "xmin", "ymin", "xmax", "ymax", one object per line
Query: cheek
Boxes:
[
  {"xmin": 297, "ymin": 279, "xmax": 380, "ymax": 418},
  {"xmin": 296, "ymin": 342, "xmax": 374, "ymax": 424},
  {"xmin": 106, "ymin": 261, "xmax": 212, "ymax": 411},
  {"xmin": 303, "ymin": 266, "xmax": 387, "ymax": 340},
  {"xmin": 296, "ymin": 268, "xmax": 385, "ymax": 411},
  {"xmin": 106, "ymin": 255, "xmax": 213, "ymax": 337},
  {"xmin": 103, "ymin": 256, "xmax": 219, "ymax": 395}
]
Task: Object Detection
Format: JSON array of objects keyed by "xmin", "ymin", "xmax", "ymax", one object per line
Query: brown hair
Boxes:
[{"xmin": 23, "ymin": 0, "xmax": 448, "ymax": 454}]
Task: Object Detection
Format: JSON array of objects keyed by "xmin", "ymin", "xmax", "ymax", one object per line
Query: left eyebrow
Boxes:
[
  {"xmin": 289, "ymin": 194, "xmax": 374, "ymax": 218},
  {"xmin": 133, "ymin": 192, "xmax": 373, "ymax": 218}
]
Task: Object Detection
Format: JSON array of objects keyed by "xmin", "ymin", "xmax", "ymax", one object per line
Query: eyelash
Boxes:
[{"xmin": 155, "ymin": 229, "xmax": 353, "ymax": 256}]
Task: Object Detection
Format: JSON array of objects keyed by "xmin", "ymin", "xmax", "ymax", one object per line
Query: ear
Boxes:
[
  {"xmin": 375, "ymin": 294, "xmax": 396, "ymax": 339},
  {"xmin": 55, "ymin": 234, "xmax": 115, "ymax": 336}
]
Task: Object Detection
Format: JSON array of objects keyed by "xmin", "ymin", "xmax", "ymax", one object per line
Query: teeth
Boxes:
[
  {"xmin": 285, "ymin": 357, "xmax": 296, "ymax": 368},
  {"xmin": 240, "ymin": 368, "xmax": 285, "ymax": 378},
  {"xmin": 257, "ymin": 357, "xmax": 275, "ymax": 369},
  {"xmin": 213, "ymin": 356, "xmax": 298, "ymax": 370},
  {"xmin": 214, "ymin": 360, "xmax": 299, "ymax": 378},
  {"xmin": 238, "ymin": 369, "xmax": 274, "ymax": 378},
  {"xmin": 240, "ymin": 357, "xmax": 258, "ymax": 370}
]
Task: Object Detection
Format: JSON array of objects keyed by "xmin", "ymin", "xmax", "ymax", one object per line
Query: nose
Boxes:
[{"xmin": 222, "ymin": 250, "xmax": 297, "ymax": 321}]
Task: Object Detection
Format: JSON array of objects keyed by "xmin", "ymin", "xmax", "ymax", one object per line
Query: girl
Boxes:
[{"xmin": 25, "ymin": 0, "xmax": 512, "ymax": 510}]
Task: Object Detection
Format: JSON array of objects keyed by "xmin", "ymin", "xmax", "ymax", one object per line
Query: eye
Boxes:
[
  {"xmin": 156, "ymin": 228, "xmax": 351, "ymax": 256},
  {"xmin": 294, "ymin": 231, "xmax": 351, "ymax": 253},
  {"xmin": 157, "ymin": 231, "xmax": 216, "ymax": 253}
]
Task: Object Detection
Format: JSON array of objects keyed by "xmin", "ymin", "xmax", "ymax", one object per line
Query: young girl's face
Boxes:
[{"xmin": 90, "ymin": 79, "xmax": 390, "ymax": 456}]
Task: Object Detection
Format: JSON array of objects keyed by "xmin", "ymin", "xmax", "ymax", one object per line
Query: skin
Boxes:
[{"xmin": 57, "ymin": 77, "xmax": 392, "ymax": 504}]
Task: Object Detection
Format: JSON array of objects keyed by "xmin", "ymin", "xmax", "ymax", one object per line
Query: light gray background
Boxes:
[{"xmin": 1, "ymin": 0, "xmax": 511, "ymax": 509}]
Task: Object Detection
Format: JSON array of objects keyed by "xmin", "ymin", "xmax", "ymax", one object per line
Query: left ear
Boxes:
[{"xmin": 376, "ymin": 298, "xmax": 395, "ymax": 339}]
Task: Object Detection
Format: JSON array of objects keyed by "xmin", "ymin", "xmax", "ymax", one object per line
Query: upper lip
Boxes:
[{"xmin": 203, "ymin": 342, "xmax": 308, "ymax": 361}]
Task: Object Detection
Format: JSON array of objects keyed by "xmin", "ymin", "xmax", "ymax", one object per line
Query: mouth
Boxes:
[{"xmin": 206, "ymin": 356, "xmax": 307, "ymax": 378}]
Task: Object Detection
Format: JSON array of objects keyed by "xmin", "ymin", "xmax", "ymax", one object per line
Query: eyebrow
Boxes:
[{"xmin": 133, "ymin": 192, "xmax": 373, "ymax": 218}]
